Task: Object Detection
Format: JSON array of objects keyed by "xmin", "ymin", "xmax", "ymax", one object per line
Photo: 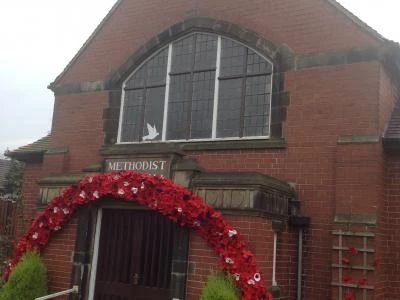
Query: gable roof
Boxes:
[
  {"xmin": 49, "ymin": 0, "xmax": 123, "ymax": 89},
  {"xmin": 49, "ymin": 0, "xmax": 392, "ymax": 88},
  {"xmin": 7, "ymin": 135, "xmax": 51, "ymax": 162},
  {"xmin": 0, "ymin": 159, "xmax": 11, "ymax": 191},
  {"xmin": 326, "ymin": 0, "xmax": 386, "ymax": 43}
]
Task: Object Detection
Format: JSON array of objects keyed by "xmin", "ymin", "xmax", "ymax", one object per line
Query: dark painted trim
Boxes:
[
  {"xmin": 6, "ymin": 151, "xmax": 45, "ymax": 163},
  {"xmin": 383, "ymin": 137, "xmax": 400, "ymax": 155}
]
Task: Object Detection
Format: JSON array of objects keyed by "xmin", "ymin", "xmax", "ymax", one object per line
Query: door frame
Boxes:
[
  {"xmin": 87, "ymin": 207, "xmax": 102, "ymax": 300},
  {"xmin": 85, "ymin": 204, "xmax": 189, "ymax": 300}
]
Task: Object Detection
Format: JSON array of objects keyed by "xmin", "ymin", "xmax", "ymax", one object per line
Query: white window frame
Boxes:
[{"xmin": 117, "ymin": 32, "xmax": 274, "ymax": 144}]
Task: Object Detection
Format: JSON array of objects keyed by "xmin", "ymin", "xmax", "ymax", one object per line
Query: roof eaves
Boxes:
[
  {"xmin": 6, "ymin": 135, "xmax": 51, "ymax": 163},
  {"xmin": 48, "ymin": 0, "xmax": 123, "ymax": 90}
]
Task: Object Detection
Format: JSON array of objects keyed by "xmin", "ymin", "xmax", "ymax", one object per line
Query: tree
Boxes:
[{"xmin": 3, "ymin": 152, "xmax": 24, "ymax": 199}]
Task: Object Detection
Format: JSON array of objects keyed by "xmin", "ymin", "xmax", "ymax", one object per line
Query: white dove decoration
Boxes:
[{"xmin": 143, "ymin": 123, "xmax": 159, "ymax": 141}]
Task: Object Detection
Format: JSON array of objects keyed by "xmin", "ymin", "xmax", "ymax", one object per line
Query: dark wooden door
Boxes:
[{"xmin": 94, "ymin": 209, "xmax": 175, "ymax": 300}]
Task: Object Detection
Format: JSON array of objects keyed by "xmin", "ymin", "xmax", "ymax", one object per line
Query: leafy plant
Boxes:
[
  {"xmin": 200, "ymin": 270, "xmax": 240, "ymax": 300},
  {"xmin": 0, "ymin": 251, "xmax": 47, "ymax": 300}
]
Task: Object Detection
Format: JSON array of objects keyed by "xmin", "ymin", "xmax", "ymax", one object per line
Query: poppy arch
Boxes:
[{"xmin": 4, "ymin": 171, "xmax": 271, "ymax": 300}]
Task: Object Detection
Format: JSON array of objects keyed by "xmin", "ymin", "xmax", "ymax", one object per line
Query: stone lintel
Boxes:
[{"xmin": 334, "ymin": 213, "xmax": 377, "ymax": 226}]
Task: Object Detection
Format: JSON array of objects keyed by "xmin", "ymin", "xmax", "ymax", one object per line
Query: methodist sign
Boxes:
[{"xmin": 105, "ymin": 157, "xmax": 171, "ymax": 178}]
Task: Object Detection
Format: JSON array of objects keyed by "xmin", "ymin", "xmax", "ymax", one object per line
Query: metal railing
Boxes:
[{"xmin": 35, "ymin": 285, "xmax": 79, "ymax": 300}]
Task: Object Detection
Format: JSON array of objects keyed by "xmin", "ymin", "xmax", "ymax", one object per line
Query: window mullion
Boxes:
[
  {"xmin": 161, "ymin": 43, "xmax": 173, "ymax": 141},
  {"xmin": 212, "ymin": 36, "xmax": 221, "ymax": 139},
  {"xmin": 117, "ymin": 82, "xmax": 127, "ymax": 143}
]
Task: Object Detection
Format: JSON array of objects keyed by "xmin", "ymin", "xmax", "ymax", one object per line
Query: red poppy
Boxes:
[
  {"xmin": 342, "ymin": 257, "xmax": 350, "ymax": 264},
  {"xmin": 348, "ymin": 247, "xmax": 358, "ymax": 256},
  {"xmin": 358, "ymin": 278, "xmax": 368, "ymax": 287},
  {"xmin": 373, "ymin": 258, "xmax": 382, "ymax": 267},
  {"xmin": 2, "ymin": 171, "xmax": 271, "ymax": 299},
  {"xmin": 342, "ymin": 276, "xmax": 352, "ymax": 284},
  {"xmin": 344, "ymin": 291, "xmax": 355, "ymax": 300}
]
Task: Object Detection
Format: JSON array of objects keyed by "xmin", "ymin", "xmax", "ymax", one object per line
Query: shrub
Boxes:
[
  {"xmin": 0, "ymin": 251, "xmax": 47, "ymax": 300},
  {"xmin": 200, "ymin": 270, "xmax": 240, "ymax": 300}
]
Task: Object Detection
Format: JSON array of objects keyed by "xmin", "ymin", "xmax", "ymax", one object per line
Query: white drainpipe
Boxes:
[{"xmin": 272, "ymin": 231, "xmax": 278, "ymax": 287}]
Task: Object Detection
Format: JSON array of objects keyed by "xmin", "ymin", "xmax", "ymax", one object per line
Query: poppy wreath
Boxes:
[{"xmin": 2, "ymin": 171, "xmax": 271, "ymax": 300}]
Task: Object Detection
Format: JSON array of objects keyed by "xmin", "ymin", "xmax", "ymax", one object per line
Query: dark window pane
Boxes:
[
  {"xmin": 171, "ymin": 35, "xmax": 195, "ymax": 73},
  {"xmin": 217, "ymin": 78, "xmax": 243, "ymax": 138},
  {"xmin": 243, "ymin": 75, "xmax": 271, "ymax": 136},
  {"xmin": 121, "ymin": 90, "xmax": 145, "ymax": 142},
  {"xmin": 194, "ymin": 34, "xmax": 217, "ymax": 71},
  {"xmin": 190, "ymin": 71, "xmax": 215, "ymax": 139},
  {"xmin": 125, "ymin": 48, "xmax": 168, "ymax": 89},
  {"xmin": 126, "ymin": 67, "xmax": 145, "ymax": 89},
  {"xmin": 247, "ymin": 49, "xmax": 272, "ymax": 75},
  {"xmin": 142, "ymin": 87, "xmax": 165, "ymax": 141},
  {"xmin": 146, "ymin": 48, "xmax": 168, "ymax": 86},
  {"xmin": 167, "ymin": 74, "xmax": 192, "ymax": 140},
  {"xmin": 220, "ymin": 38, "xmax": 246, "ymax": 77}
]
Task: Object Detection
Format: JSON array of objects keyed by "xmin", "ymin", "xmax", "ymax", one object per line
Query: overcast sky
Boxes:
[{"xmin": 0, "ymin": 0, "xmax": 399, "ymax": 158}]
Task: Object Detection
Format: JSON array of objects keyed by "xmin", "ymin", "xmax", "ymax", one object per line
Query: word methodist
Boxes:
[{"xmin": 105, "ymin": 158, "xmax": 170, "ymax": 177}]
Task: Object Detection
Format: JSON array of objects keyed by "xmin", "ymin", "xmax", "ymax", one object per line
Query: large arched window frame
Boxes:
[{"xmin": 117, "ymin": 32, "xmax": 273, "ymax": 144}]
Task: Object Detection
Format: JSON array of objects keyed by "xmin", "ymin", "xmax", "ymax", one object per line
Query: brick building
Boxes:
[{"xmin": 8, "ymin": 0, "xmax": 400, "ymax": 299}]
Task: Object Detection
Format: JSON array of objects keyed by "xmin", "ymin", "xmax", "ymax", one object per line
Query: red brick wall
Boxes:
[
  {"xmin": 381, "ymin": 156, "xmax": 400, "ymax": 299},
  {"xmin": 42, "ymin": 216, "xmax": 77, "ymax": 296},
  {"xmin": 17, "ymin": 163, "xmax": 44, "ymax": 238},
  {"xmin": 57, "ymin": 0, "xmax": 380, "ymax": 85},
  {"xmin": 50, "ymin": 92, "xmax": 108, "ymax": 172},
  {"xmin": 17, "ymin": 0, "xmax": 399, "ymax": 299},
  {"xmin": 187, "ymin": 215, "xmax": 297, "ymax": 299}
]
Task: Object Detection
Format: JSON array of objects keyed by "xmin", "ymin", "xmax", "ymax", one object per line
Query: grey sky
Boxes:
[{"xmin": 0, "ymin": 0, "xmax": 399, "ymax": 157}]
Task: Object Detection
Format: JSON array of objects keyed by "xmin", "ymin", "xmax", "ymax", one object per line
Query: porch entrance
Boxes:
[{"xmin": 94, "ymin": 208, "xmax": 175, "ymax": 300}]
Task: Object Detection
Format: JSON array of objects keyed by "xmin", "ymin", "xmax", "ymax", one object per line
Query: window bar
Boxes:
[
  {"xmin": 239, "ymin": 48, "xmax": 249, "ymax": 138},
  {"xmin": 267, "ymin": 65, "xmax": 274, "ymax": 137},
  {"xmin": 212, "ymin": 36, "xmax": 221, "ymax": 139},
  {"xmin": 161, "ymin": 43, "xmax": 173, "ymax": 141}
]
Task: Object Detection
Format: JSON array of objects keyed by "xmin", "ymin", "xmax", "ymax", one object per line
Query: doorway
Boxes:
[{"xmin": 92, "ymin": 208, "xmax": 175, "ymax": 300}]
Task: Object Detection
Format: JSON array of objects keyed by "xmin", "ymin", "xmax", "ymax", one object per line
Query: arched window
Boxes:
[{"xmin": 118, "ymin": 32, "xmax": 273, "ymax": 143}]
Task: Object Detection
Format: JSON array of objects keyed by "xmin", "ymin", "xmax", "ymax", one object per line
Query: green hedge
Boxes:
[
  {"xmin": 0, "ymin": 251, "xmax": 47, "ymax": 300},
  {"xmin": 200, "ymin": 271, "xmax": 240, "ymax": 300}
]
